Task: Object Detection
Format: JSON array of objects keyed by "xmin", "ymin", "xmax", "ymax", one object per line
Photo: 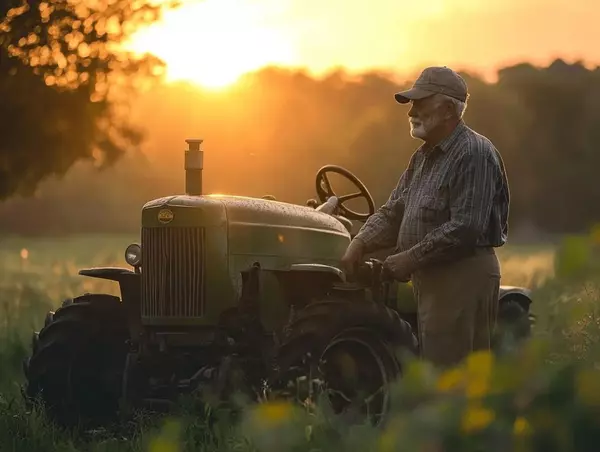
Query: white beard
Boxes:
[
  {"xmin": 409, "ymin": 113, "xmax": 445, "ymax": 140},
  {"xmin": 410, "ymin": 121, "xmax": 427, "ymax": 139}
]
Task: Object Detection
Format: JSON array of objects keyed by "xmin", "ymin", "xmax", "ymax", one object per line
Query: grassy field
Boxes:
[{"xmin": 2, "ymin": 233, "xmax": 600, "ymax": 451}]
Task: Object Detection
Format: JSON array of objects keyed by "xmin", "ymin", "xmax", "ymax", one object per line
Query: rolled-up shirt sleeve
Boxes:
[{"xmin": 406, "ymin": 148, "xmax": 499, "ymax": 268}]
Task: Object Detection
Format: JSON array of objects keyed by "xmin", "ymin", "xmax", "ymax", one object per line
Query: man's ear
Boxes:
[{"xmin": 443, "ymin": 100, "xmax": 455, "ymax": 120}]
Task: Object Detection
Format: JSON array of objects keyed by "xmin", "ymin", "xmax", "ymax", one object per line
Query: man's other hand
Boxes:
[
  {"xmin": 383, "ymin": 251, "xmax": 416, "ymax": 282},
  {"xmin": 340, "ymin": 238, "xmax": 365, "ymax": 276}
]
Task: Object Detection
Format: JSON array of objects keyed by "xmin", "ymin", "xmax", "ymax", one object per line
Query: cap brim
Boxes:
[{"xmin": 394, "ymin": 87, "xmax": 436, "ymax": 104}]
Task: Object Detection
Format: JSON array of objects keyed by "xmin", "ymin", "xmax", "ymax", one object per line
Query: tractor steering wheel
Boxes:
[{"xmin": 315, "ymin": 165, "xmax": 376, "ymax": 221}]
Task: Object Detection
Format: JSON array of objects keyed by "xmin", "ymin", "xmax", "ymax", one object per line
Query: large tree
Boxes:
[{"xmin": 0, "ymin": 0, "xmax": 176, "ymax": 199}]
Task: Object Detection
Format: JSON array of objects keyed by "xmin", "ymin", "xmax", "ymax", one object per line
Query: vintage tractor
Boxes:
[{"xmin": 22, "ymin": 139, "xmax": 533, "ymax": 429}]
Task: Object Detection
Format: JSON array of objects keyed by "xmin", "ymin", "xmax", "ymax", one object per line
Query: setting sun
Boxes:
[
  {"xmin": 125, "ymin": 0, "xmax": 600, "ymax": 89},
  {"xmin": 126, "ymin": 0, "xmax": 298, "ymax": 89}
]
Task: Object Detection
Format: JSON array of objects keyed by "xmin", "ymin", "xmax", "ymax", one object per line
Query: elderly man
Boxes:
[{"xmin": 341, "ymin": 66, "xmax": 510, "ymax": 368}]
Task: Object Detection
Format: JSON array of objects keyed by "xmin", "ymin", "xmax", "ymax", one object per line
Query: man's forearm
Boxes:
[
  {"xmin": 354, "ymin": 210, "xmax": 400, "ymax": 254},
  {"xmin": 354, "ymin": 168, "xmax": 409, "ymax": 254},
  {"xmin": 405, "ymin": 220, "xmax": 481, "ymax": 269}
]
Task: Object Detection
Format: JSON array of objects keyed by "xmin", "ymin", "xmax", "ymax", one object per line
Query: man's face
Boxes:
[{"xmin": 407, "ymin": 95, "xmax": 448, "ymax": 140}]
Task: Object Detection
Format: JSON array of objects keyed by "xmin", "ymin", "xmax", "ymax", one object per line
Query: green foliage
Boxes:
[
  {"xmin": 553, "ymin": 226, "xmax": 600, "ymax": 281},
  {"xmin": 2, "ymin": 60, "xmax": 600, "ymax": 235},
  {"xmin": 3, "ymin": 235, "xmax": 600, "ymax": 451},
  {"xmin": 0, "ymin": 0, "xmax": 178, "ymax": 199},
  {"xmin": 554, "ymin": 235, "xmax": 592, "ymax": 279}
]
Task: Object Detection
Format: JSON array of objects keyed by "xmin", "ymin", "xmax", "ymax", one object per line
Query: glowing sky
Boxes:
[{"xmin": 127, "ymin": 0, "xmax": 598, "ymax": 88}]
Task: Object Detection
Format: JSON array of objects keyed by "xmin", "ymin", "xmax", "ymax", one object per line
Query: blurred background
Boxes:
[
  {"xmin": 1, "ymin": 0, "xmax": 599, "ymax": 240},
  {"xmin": 3, "ymin": 3, "xmax": 600, "ymax": 448}
]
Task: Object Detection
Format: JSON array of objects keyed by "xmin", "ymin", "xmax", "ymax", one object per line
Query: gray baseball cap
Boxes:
[{"xmin": 394, "ymin": 66, "xmax": 469, "ymax": 104}]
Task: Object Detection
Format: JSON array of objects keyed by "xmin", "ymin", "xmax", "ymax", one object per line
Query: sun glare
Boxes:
[{"xmin": 126, "ymin": 0, "xmax": 298, "ymax": 89}]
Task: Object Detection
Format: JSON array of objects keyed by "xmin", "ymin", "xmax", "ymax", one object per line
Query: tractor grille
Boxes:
[{"xmin": 141, "ymin": 227, "xmax": 205, "ymax": 319}]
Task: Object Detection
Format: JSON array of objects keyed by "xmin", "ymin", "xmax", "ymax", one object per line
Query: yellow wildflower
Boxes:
[
  {"xmin": 148, "ymin": 420, "xmax": 181, "ymax": 452},
  {"xmin": 378, "ymin": 419, "xmax": 403, "ymax": 452},
  {"xmin": 466, "ymin": 376, "xmax": 489, "ymax": 399},
  {"xmin": 254, "ymin": 401, "xmax": 294, "ymax": 425},
  {"xmin": 465, "ymin": 351, "xmax": 494, "ymax": 399},
  {"xmin": 437, "ymin": 368, "xmax": 464, "ymax": 393},
  {"xmin": 149, "ymin": 439, "xmax": 179, "ymax": 452},
  {"xmin": 461, "ymin": 404, "xmax": 495, "ymax": 434},
  {"xmin": 378, "ymin": 428, "xmax": 397, "ymax": 452},
  {"xmin": 466, "ymin": 351, "xmax": 494, "ymax": 379},
  {"xmin": 513, "ymin": 416, "xmax": 531, "ymax": 436}
]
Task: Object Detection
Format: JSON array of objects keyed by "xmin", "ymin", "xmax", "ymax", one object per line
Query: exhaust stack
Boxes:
[{"xmin": 185, "ymin": 138, "xmax": 203, "ymax": 196}]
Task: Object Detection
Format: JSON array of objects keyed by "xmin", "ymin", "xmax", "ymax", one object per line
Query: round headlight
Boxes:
[{"xmin": 125, "ymin": 243, "xmax": 142, "ymax": 267}]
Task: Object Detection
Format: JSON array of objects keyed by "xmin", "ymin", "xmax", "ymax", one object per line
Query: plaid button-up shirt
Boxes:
[{"xmin": 355, "ymin": 121, "xmax": 510, "ymax": 269}]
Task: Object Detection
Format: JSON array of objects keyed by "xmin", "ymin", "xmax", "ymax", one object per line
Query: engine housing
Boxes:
[{"xmin": 140, "ymin": 194, "xmax": 351, "ymax": 329}]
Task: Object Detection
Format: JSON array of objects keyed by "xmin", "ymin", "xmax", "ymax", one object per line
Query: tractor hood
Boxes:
[
  {"xmin": 138, "ymin": 193, "xmax": 351, "ymax": 327},
  {"xmin": 141, "ymin": 194, "xmax": 350, "ymax": 236},
  {"xmin": 141, "ymin": 194, "xmax": 351, "ymax": 280}
]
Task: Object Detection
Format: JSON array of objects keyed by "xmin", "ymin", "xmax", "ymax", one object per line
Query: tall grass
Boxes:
[{"xmin": 2, "ymin": 234, "xmax": 600, "ymax": 451}]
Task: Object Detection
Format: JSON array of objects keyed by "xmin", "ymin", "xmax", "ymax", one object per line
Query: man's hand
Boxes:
[
  {"xmin": 340, "ymin": 238, "xmax": 365, "ymax": 276},
  {"xmin": 383, "ymin": 251, "xmax": 416, "ymax": 282}
]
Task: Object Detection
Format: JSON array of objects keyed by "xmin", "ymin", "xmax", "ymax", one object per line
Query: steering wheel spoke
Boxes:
[
  {"xmin": 338, "ymin": 192, "xmax": 364, "ymax": 203},
  {"xmin": 315, "ymin": 165, "xmax": 375, "ymax": 221}
]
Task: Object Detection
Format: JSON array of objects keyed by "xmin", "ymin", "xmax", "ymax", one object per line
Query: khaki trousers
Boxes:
[{"xmin": 411, "ymin": 248, "xmax": 501, "ymax": 369}]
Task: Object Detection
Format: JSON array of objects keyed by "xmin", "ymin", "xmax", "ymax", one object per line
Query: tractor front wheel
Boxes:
[{"xmin": 23, "ymin": 293, "xmax": 129, "ymax": 429}]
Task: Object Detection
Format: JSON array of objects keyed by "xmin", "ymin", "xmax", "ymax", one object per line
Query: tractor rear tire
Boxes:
[
  {"xmin": 22, "ymin": 293, "xmax": 128, "ymax": 429},
  {"xmin": 493, "ymin": 298, "xmax": 532, "ymax": 352},
  {"xmin": 272, "ymin": 299, "xmax": 418, "ymax": 425}
]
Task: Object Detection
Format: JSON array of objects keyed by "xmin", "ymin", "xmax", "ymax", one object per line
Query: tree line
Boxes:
[{"xmin": 1, "ymin": 3, "xmax": 599, "ymax": 237}]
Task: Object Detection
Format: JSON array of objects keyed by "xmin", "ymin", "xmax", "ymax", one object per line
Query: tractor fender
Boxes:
[
  {"xmin": 79, "ymin": 267, "xmax": 138, "ymax": 282},
  {"xmin": 499, "ymin": 286, "xmax": 532, "ymax": 310},
  {"xmin": 78, "ymin": 267, "xmax": 141, "ymax": 322},
  {"xmin": 288, "ymin": 263, "xmax": 346, "ymax": 283}
]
